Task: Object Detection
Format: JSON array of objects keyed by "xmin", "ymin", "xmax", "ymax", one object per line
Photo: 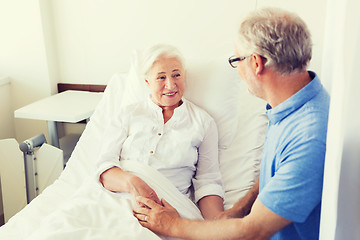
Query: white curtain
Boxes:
[{"xmin": 320, "ymin": 0, "xmax": 360, "ymax": 239}]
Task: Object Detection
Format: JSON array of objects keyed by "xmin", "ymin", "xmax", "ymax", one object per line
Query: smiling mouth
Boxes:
[{"xmin": 163, "ymin": 92, "xmax": 177, "ymax": 96}]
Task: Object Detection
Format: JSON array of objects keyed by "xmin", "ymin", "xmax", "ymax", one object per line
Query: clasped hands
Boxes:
[
  {"xmin": 127, "ymin": 175, "xmax": 182, "ymax": 236},
  {"xmin": 133, "ymin": 196, "xmax": 181, "ymax": 236},
  {"xmin": 132, "ymin": 185, "xmax": 235, "ymax": 237}
]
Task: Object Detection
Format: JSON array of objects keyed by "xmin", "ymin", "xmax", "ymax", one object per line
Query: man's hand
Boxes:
[
  {"xmin": 133, "ymin": 197, "xmax": 181, "ymax": 237},
  {"xmin": 216, "ymin": 179, "xmax": 260, "ymax": 219},
  {"xmin": 216, "ymin": 206, "xmax": 247, "ymax": 219}
]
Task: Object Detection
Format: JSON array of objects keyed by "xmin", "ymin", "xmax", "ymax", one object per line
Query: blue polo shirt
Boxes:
[{"xmin": 258, "ymin": 72, "xmax": 330, "ymax": 240}]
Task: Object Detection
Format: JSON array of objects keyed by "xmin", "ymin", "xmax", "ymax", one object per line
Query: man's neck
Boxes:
[{"xmin": 265, "ymin": 71, "xmax": 312, "ymax": 108}]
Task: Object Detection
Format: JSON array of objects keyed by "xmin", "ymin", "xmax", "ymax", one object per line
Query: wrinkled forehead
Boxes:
[{"xmin": 151, "ymin": 56, "xmax": 185, "ymax": 74}]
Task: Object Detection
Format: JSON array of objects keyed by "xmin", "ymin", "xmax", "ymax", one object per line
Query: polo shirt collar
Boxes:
[{"xmin": 266, "ymin": 71, "xmax": 322, "ymax": 125}]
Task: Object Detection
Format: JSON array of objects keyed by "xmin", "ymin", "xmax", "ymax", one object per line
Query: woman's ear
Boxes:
[{"xmin": 145, "ymin": 79, "xmax": 150, "ymax": 86}]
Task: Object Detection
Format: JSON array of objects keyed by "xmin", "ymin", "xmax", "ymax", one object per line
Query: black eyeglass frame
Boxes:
[{"xmin": 228, "ymin": 55, "xmax": 247, "ymax": 68}]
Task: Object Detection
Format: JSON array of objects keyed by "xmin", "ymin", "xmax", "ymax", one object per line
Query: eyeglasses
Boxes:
[{"xmin": 228, "ymin": 55, "xmax": 247, "ymax": 68}]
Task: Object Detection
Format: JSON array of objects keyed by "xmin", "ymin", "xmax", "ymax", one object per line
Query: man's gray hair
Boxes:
[
  {"xmin": 141, "ymin": 44, "xmax": 185, "ymax": 79},
  {"xmin": 237, "ymin": 7, "xmax": 312, "ymax": 75}
]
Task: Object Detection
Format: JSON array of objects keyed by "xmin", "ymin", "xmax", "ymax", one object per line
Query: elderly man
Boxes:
[{"xmin": 134, "ymin": 7, "xmax": 330, "ymax": 240}]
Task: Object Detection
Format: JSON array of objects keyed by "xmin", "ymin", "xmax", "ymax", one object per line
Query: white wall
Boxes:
[
  {"xmin": 0, "ymin": 0, "xmax": 328, "ymax": 142},
  {"xmin": 0, "ymin": 77, "xmax": 15, "ymax": 140},
  {"xmin": 50, "ymin": 0, "xmax": 255, "ymax": 84},
  {"xmin": 50, "ymin": 0, "xmax": 326, "ymax": 85},
  {"xmin": 0, "ymin": 0, "xmax": 53, "ymax": 142},
  {"xmin": 0, "ymin": 77, "xmax": 15, "ymax": 219},
  {"xmin": 0, "ymin": 78, "xmax": 13, "ymax": 218}
]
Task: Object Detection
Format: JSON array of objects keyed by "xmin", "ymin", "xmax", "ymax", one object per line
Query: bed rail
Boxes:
[{"xmin": 19, "ymin": 134, "xmax": 47, "ymax": 203}]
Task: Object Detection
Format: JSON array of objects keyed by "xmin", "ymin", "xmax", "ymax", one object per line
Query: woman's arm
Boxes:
[
  {"xmin": 97, "ymin": 111, "xmax": 161, "ymax": 204},
  {"xmin": 100, "ymin": 166, "xmax": 161, "ymax": 205},
  {"xmin": 100, "ymin": 166, "xmax": 136, "ymax": 192},
  {"xmin": 198, "ymin": 195, "xmax": 224, "ymax": 220},
  {"xmin": 193, "ymin": 118, "xmax": 224, "ymax": 218}
]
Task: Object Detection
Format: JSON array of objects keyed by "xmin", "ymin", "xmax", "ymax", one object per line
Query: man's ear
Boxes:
[{"xmin": 251, "ymin": 53, "xmax": 266, "ymax": 75}]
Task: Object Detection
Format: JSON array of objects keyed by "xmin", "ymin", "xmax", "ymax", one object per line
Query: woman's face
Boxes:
[{"xmin": 146, "ymin": 56, "xmax": 186, "ymax": 109}]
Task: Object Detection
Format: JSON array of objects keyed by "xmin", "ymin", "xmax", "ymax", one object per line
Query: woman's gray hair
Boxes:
[
  {"xmin": 141, "ymin": 44, "xmax": 185, "ymax": 79},
  {"xmin": 237, "ymin": 7, "xmax": 312, "ymax": 75}
]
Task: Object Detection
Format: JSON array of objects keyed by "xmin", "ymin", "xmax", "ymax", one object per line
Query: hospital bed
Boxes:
[{"xmin": 0, "ymin": 51, "xmax": 268, "ymax": 239}]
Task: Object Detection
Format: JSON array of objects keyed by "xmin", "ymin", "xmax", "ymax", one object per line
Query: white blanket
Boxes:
[{"xmin": 22, "ymin": 161, "xmax": 203, "ymax": 240}]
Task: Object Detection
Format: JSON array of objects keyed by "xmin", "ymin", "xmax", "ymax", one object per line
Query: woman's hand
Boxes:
[
  {"xmin": 127, "ymin": 175, "xmax": 161, "ymax": 206},
  {"xmin": 100, "ymin": 167, "xmax": 161, "ymax": 206}
]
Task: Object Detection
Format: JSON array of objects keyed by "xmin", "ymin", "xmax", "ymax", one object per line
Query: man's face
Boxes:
[{"xmin": 234, "ymin": 45, "xmax": 261, "ymax": 97}]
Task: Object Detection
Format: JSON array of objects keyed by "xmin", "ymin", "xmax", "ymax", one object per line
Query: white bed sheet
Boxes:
[
  {"xmin": 19, "ymin": 161, "xmax": 202, "ymax": 240},
  {"xmin": 0, "ymin": 52, "xmax": 268, "ymax": 239},
  {"xmin": 0, "ymin": 73, "xmax": 124, "ymax": 239}
]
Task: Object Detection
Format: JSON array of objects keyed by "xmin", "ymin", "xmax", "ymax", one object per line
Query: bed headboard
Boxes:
[{"xmin": 57, "ymin": 83, "xmax": 107, "ymax": 93}]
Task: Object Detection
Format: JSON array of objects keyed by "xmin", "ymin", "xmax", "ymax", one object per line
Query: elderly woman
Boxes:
[{"xmin": 96, "ymin": 44, "xmax": 224, "ymax": 220}]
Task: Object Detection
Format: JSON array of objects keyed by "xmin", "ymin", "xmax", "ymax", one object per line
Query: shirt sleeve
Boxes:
[
  {"xmin": 258, "ymin": 125, "xmax": 327, "ymax": 223},
  {"xmin": 95, "ymin": 113, "xmax": 128, "ymax": 184},
  {"xmin": 192, "ymin": 118, "xmax": 224, "ymax": 203}
]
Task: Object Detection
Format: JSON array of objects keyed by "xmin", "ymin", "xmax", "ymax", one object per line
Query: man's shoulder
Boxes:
[
  {"xmin": 287, "ymin": 85, "xmax": 329, "ymax": 131},
  {"xmin": 282, "ymin": 108, "xmax": 328, "ymax": 145}
]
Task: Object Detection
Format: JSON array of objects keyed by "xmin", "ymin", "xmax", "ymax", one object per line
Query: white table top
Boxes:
[{"xmin": 14, "ymin": 90, "xmax": 103, "ymax": 122}]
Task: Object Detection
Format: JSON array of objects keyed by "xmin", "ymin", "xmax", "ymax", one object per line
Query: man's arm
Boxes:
[
  {"xmin": 217, "ymin": 179, "xmax": 259, "ymax": 219},
  {"xmin": 134, "ymin": 196, "xmax": 291, "ymax": 240}
]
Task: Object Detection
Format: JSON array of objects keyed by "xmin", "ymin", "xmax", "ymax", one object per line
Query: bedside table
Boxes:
[{"xmin": 14, "ymin": 90, "xmax": 103, "ymax": 149}]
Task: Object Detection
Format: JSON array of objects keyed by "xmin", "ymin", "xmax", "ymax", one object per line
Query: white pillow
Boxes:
[
  {"xmin": 185, "ymin": 56, "xmax": 244, "ymax": 148},
  {"xmin": 120, "ymin": 51, "xmax": 149, "ymax": 107},
  {"xmin": 183, "ymin": 56, "xmax": 268, "ymax": 209},
  {"xmin": 220, "ymin": 90, "xmax": 268, "ymax": 209}
]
